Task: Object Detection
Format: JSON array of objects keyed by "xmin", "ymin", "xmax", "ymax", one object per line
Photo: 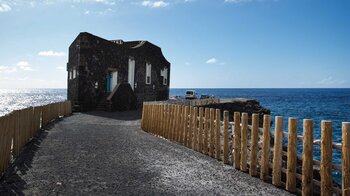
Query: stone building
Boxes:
[{"xmin": 67, "ymin": 32, "xmax": 171, "ymax": 111}]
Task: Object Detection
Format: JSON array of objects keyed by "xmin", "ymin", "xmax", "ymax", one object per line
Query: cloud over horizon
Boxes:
[
  {"xmin": 38, "ymin": 50, "xmax": 65, "ymax": 57},
  {"xmin": 16, "ymin": 61, "xmax": 33, "ymax": 71},
  {"xmin": 141, "ymin": 1, "xmax": 169, "ymax": 8},
  {"xmin": 0, "ymin": 2, "xmax": 11, "ymax": 12},
  {"xmin": 206, "ymin": 58, "xmax": 218, "ymax": 64}
]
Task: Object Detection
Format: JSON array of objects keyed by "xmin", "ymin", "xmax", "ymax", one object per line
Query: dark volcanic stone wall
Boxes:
[
  {"xmin": 202, "ymin": 99, "xmax": 271, "ymax": 126},
  {"xmin": 67, "ymin": 32, "xmax": 171, "ymax": 111}
]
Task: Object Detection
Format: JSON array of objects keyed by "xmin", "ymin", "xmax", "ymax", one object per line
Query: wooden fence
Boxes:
[
  {"xmin": 0, "ymin": 101, "xmax": 72, "ymax": 176},
  {"xmin": 141, "ymin": 103, "xmax": 350, "ymax": 196}
]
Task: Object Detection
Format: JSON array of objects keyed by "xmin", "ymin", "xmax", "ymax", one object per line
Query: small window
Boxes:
[
  {"xmin": 95, "ymin": 82, "xmax": 98, "ymax": 89},
  {"xmin": 73, "ymin": 68, "xmax": 76, "ymax": 79},
  {"xmin": 146, "ymin": 63, "xmax": 151, "ymax": 84},
  {"xmin": 69, "ymin": 70, "xmax": 72, "ymax": 80},
  {"xmin": 160, "ymin": 68, "xmax": 168, "ymax": 85}
]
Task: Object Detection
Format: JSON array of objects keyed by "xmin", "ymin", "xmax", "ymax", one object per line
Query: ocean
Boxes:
[
  {"xmin": 0, "ymin": 89, "xmax": 67, "ymax": 117},
  {"xmin": 1, "ymin": 88, "xmax": 349, "ymax": 184}
]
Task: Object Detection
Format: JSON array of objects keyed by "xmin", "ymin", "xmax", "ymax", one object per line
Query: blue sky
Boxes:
[{"xmin": 0, "ymin": 0, "xmax": 349, "ymax": 88}]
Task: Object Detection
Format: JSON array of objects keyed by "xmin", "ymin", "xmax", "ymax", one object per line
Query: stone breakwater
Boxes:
[{"xmin": 199, "ymin": 98, "xmax": 270, "ymax": 126}]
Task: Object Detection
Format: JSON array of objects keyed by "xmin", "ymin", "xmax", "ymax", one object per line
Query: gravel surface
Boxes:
[{"xmin": 0, "ymin": 111, "xmax": 292, "ymax": 196}]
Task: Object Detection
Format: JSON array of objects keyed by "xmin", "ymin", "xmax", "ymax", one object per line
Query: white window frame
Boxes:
[
  {"xmin": 146, "ymin": 63, "xmax": 151, "ymax": 84},
  {"xmin": 160, "ymin": 68, "xmax": 168, "ymax": 85},
  {"xmin": 163, "ymin": 68, "xmax": 168, "ymax": 85}
]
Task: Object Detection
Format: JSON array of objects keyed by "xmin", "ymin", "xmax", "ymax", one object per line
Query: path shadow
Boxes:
[
  {"xmin": 0, "ymin": 118, "xmax": 63, "ymax": 195},
  {"xmin": 84, "ymin": 110, "xmax": 142, "ymax": 121}
]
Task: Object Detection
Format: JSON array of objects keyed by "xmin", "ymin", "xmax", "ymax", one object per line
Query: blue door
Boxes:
[{"xmin": 107, "ymin": 74, "xmax": 111, "ymax": 93}]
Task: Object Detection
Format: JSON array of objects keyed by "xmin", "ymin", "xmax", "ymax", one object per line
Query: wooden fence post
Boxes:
[
  {"xmin": 161, "ymin": 105, "xmax": 166, "ymax": 138},
  {"xmin": 183, "ymin": 106, "xmax": 189, "ymax": 146},
  {"xmin": 177, "ymin": 105, "xmax": 182, "ymax": 140},
  {"xmin": 209, "ymin": 108, "xmax": 215, "ymax": 157},
  {"xmin": 302, "ymin": 119, "xmax": 314, "ymax": 195},
  {"xmin": 141, "ymin": 104, "xmax": 145, "ymax": 130},
  {"xmin": 234, "ymin": 112, "xmax": 241, "ymax": 169},
  {"xmin": 321, "ymin": 120, "xmax": 333, "ymax": 196},
  {"xmin": 12, "ymin": 110, "xmax": 20, "ymax": 158},
  {"xmin": 198, "ymin": 107, "xmax": 203, "ymax": 152},
  {"xmin": 204, "ymin": 108, "xmax": 209, "ymax": 155},
  {"xmin": 157, "ymin": 104, "xmax": 160, "ymax": 136},
  {"xmin": 144, "ymin": 104, "xmax": 149, "ymax": 132},
  {"xmin": 272, "ymin": 116, "xmax": 283, "ymax": 187},
  {"xmin": 0, "ymin": 116, "xmax": 5, "ymax": 173},
  {"xmin": 223, "ymin": 111, "xmax": 229, "ymax": 164},
  {"xmin": 250, "ymin": 113, "xmax": 259, "ymax": 177},
  {"xmin": 165, "ymin": 105, "xmax": 170, "ymax": 138},
  {"xmin": 286, "ymin": 118, "xmax": 298, "ymax": 192},
  {"xmin": 0, "ymin": 115, "xmax": 14, "ymax": 175},
  {"xmin": 154, "ymin": 105, "xmax": 157, "ymax": 134},
  {"xmin": 240, "ymin": 112, "xmax": 248, "ymax": 172},
  {"xmin": 215, "ymin": 109, "xmax": 221, "ymax": 161},
  {"xmin": 193, "ymin": 107, "xmax": 198, "ymax": 150},
  {"xmin": 188, "ymin": 107, "xmax": 194, "ymax": 148},
  {"xmin": 342, "ymin": 122, "xmax": 350, "ymax": 196},
  {"xmin": 177, "ymin": 105, "xmax": 183, "ymax": 142},
  {"xmin": 157, "ymin": 105, "xmax": 161, "ymax": 135},
  {"xmin": 158, "ymin": 105, "xmax": 162, "ymax": 136},
  {"xmin": 169, "ymin": 105, "xmax": 174, "ymax": 139},
  {"xmin": 180, "ymin": 105, "xmax": 186, "ymax": 143},
  {"xmin": 148, "ymin": 105, "xmax": 152, "ymax": 133},
  {"xmin": 171, "ymin": 105, "xmax": 175, "ymax": 138},
  {"xmin": 149, "ymin": 105, "xmax": 153, "ymax": 133},
  {"xmin": 260, "ymin": 114, "xmax": 271, "ymax": 181}
]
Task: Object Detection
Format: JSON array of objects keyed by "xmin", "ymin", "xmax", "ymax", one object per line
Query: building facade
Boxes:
[{"xmin": 67, "ymin": 32, "xmax": 171, "ymax": 111}]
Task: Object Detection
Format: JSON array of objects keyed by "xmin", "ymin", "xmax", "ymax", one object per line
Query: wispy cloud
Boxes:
[
  {"xmin": 38, "ymin": 50, "xmax": 65, "ymax": 57},
  {"xmin": 0, "ymin": 2, "xmax": 11, "ymax": 12},
  {"xmin": 142, "ymin": 1, "xmax": 169, "ymax": 8},
  {"xmin": 317, "ymin": 76, "xmax": 346, "ymax": 85},
  {"xmin": 0, "ymin": 65, "xmax": 17, "ymax": 73},
  {"xmin": 225, "ymin": 0, "xmax": 277, "ymax": 3},
  {"xmin": 16, "ymin": 61, "xmax": 33, "ymax": 71},
  {"xmin": 98, "ymin": 7, "xmax": 114, "ymax": 15},
  {"xmin": 206, "ymin": 58, "xmax": 218, "ymax": 64},
  {"xmin": 94, "ymin": 0, "xmax": 116, "ymax": 5},
  {"xmin": 0, "ymin": 0, "xmax": 119, "ymax": 13}
]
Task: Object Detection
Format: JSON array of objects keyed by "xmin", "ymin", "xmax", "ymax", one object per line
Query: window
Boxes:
[
  {"xmin": 73, "ymin": 68, "xmax": 76, "ymax": 79},
  {"xmin": 160, "ymin": 68, "xmax": 168, "ymax": 85},
  {"xmin": 69, "ymin": 70, "xmax": 72, "ymax": 80},
  {"xmin": 146, "ymin": 63, "xmax": 151, "ymax": 84}
]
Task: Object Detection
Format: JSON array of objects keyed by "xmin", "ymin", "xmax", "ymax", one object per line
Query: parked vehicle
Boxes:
[{"xmin": 185, "ymin": 90, "xmax": 197, "ymax": 99}]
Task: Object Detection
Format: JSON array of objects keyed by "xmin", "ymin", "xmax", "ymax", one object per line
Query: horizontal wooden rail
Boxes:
[{"xmin": 141, "ymin": 103, "xmax": 349, "ymax": 195}]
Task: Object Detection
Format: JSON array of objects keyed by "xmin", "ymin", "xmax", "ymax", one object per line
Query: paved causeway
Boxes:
[{"xmin": 0, "ymin": 111, "xmax": 292, "ymax": 195}]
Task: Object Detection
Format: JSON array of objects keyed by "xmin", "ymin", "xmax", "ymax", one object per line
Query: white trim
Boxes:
[
  {"xmin": 128, "ymin": 58, "xmax": 135, "ymax": 90},
  {"xmin": 146, "ymin": 63, "xmax": 151, "ymax": 84},
  {"xmin": 73, "ymin": 68, "xmax": 76, "ymax": 79}
]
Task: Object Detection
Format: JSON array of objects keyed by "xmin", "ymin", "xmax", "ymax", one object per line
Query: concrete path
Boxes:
[{"xmin": 0, "ymin": 111, "xmax": 292, "ymax": 195}]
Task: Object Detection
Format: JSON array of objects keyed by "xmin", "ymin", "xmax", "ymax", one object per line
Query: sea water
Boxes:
[{"xmin": 0, "ymin": 89, "xmax": 66, "ymax": 116}]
